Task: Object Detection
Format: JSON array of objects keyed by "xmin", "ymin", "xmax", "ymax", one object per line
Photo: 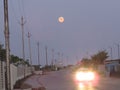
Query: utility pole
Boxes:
[
  {"xmin": 61, "ymin": 53, "xmax": 63, "ymax": 62},
  {"xmin": 117, "ymin": 44, "xmax": 120, "ymax": 59},
  {"xmin": 20, "ymin": 16, "xmax": 26, "ymax": 62},
  {"xmin": 0, "ymin": 47, "xmax": 4, "ymax": 89},
  {"xmin": 57, "ymin": 52, "xmax": 60, "ymax": 67},
  {"xmin": 61, "ymin": 53, "xmax": 63, "ymax": 66},
  {"xmin": 115, "ymin": 43, "xmax": 120, "ymax": 59},
  {"xmin": 109, "ymin": 47, "xmax": 113, "ymax": 60},
  {"xmin": 66, "ymin": 56, "xmax": 69, "ymax": 66},
  {"xmin": 57, "ymin": 52, "xmax": 60, "ymax": 61},
  {"xmin": 4, "ymin": 0, "xmax": 11, "ymax": 90},
  {"xmin": 19, "ymin": 16, "xmax": 26, "ymax": 77},
  {"xmin": 45, "ymin": 46, "xmax": 48, "ymax": 66},
  {"xmin": 37, "ymin": 42, "xmax": 40, "ymax": 67},
  {"xmin": 51, "ymin": 49, "xmax": 54, "ymax": 66},
  {"xmin": 27, "ymin": 32, "xmax": 32, "ymax": 65}
]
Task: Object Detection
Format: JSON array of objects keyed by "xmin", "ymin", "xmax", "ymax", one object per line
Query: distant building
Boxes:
[{"xmin": 104, "ymin": 59, "xmax": 120, "ymax": 77}]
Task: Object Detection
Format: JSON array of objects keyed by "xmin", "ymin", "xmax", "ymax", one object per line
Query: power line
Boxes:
[
  {"xmin": 18, "ymin": 0, "xmax": 22, "ymax": 16},
  {"xmin": 21, "ymin": 0, "xmax": 26, "ymax": 18},
  {"xmin": 9, "ymin": 0, "xmax": 19, "ymax": 23},
  {"xmin": 0, "ymin": 0, "xmax": 3, "ymax": 30}
]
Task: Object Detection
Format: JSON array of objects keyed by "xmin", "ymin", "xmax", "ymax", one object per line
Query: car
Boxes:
[{"xmin": 74, "ymin": 68, "xmax": 97, "ymax": 86}]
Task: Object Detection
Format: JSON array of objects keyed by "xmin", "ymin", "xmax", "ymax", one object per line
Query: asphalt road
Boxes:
[{"xmin": 24, "ymin": 68, "xmax": 120, "ymax": 90}]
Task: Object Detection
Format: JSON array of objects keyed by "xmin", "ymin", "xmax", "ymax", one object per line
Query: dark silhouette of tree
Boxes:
[
  {"xmin": 10, "ymin": 55, "xmax": 21, "ymax": 63},
  {"xmin": 0, "ymin": 43, "xmax": 29, "ymax": 66},
  {"xmin": 78, "ymin": 50, "xmax": 108, "ymax": 69},
  {"xmin": 0, "ymin": 44, "xmax": 6, "ymax": 61},
  {"xmin": 81, "ymin": 58, "xmax": 91, "ymax": 67},
  {"xmin": 91, "ymin": 50, "xmax": 108, "ymax": 65}
]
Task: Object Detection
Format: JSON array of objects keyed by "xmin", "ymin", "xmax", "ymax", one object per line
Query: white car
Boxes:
[{"xmin": 75, "ymin": 68, "xmax": 97, "ymax": 85}]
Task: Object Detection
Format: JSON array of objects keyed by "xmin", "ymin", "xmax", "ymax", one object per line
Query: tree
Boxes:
[
  {"xmin": 10, "ymin": 55, "xmax": 20, "ymax": 63},
  {"xmin": 10, "ymin": 55, "xmax": 30, "ymax": 66},
  {"xmin": 0, "ymin": 43, "xmax": 30, "ymax": 66},
  {"xmin": 81, "ymin": 58, "xmax": 91, "ymax": 67},
  {"xmin": 24, "ymin": 59, "xmax": 30, "ymax": 66},
  {"xmin": 0, "ymin": 44, "xmax": 6, "ymax": 61},
  {"xmin": 91, "ymin": 50, "xmax": 108, "ymax": 65}
]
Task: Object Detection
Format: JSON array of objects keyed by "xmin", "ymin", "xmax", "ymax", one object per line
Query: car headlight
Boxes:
[
  {"xmin": 75, "ymin": 71, "xmax": 95, "ymax": 81},
  {"xmin": 85, "ymin": 72, "xmax": 95, "ymax": 81}
]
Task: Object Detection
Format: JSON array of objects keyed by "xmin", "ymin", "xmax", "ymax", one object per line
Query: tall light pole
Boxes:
[
  {"xmin": 66, "ymin": 56, "xmax": 69, "ymax": 66},
  {"xmin": 4, "ymin": 0, "xmax": 11, "ymax": 90},
  {"xmin": 20, "ymin": 16, "xmax": 26, "ymax": 62},
  {"xmin": 37, "ymin": 42, "xmax": 40, "ymax": 67},
  {"xmin": 57, "ymin": 52, "xmax": 60, "ymax": 61},
  {"xmin": 51, "ymin": 49, "xmax": 54, "ymax": 66},
  {"xmin": 27, "ymin": 32, "xmax": 32, "ymax": 65},
  {"xmin": 117, "ymin": 44, "xmax": 120, "ymax": 59},
  {"xmin": 0, "ymin": 43, "xmax": 4, "ymax": 89},
  {"xmin": 61, "ymin": 53, "xmax": 63, "ymax": 66},
  {"xmin": 109, "ymin": 47, "xmax": 113, "ymax": 60},
  {"xmin": 45, "ymin": 46, "xmax": 48, "ymax": 66},
  {"xmin": 115, "ymin": 43, "xmax": 120, "ymax": 59},
  {"xmin": 19, "ymin": 16, "xmax": 26, "ymax": 77}
]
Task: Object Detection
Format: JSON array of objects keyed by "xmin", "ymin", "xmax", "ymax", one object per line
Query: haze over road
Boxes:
[{"xmin": 24, "ymin": 68, "xmax": 120, "ymax": 90}]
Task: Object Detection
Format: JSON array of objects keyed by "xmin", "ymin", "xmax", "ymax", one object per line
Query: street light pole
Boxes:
[
  {"xmin": 20, "ymin": 16, "xmax": 26, "ymax": 62},
  {"xmin": 66, "ymin": 56, "xmax": 69, "ymax": 66},
  {"xmin": 118, "ymin": 44, "xmax": 120, "ymax": 59},
  {"xmin": 19, "ymin": 16, "xmax": 26, "ymax": 78},
  {"xmin": 37, "ymin": 42, "xmax": 40, "ymax": 67},
  {"xmin": 4, "ymin": 0, "xmax": 11, "ymax": 90},
  {"xmin": 115, "ymin": 43, "xmax": 120, "ymax": 59},
  {"xmin": 57, "ymin": 52, "xmax": 60, "ymax": 61},
  {"xmin": 109, "ymin": 47, "xmax": 113, "ymax": 60},
  {"xmin": 61, "ymin": 53, "xmax": 63, "ymax": 66},
  {"xmin": 51, "ymin": 49, "xmax": 54, "ymax": 66},
  {"xmin": 45, "ymin": 46, "xmax": 48, "ymax": 66},
  {"xmin": 27, "ymin": 32, "xmax": 32, "ymax": 65}
]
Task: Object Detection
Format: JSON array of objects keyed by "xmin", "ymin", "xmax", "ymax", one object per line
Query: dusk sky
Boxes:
[{"xmin": 0, "ymin": 0, "xmax": 120, "ymax": 66}]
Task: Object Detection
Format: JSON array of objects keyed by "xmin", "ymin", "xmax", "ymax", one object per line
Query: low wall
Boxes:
[
  {"xmin": 11, "ymin": 65, "xmax": 34, "ymax": 90},
  {"xmin": 0, "ymin": 60, "xmax": 34, "ymax": 90},
  {"xmin": 0, "ymin": 61, "xmax": 5, "ymax": 90},
  {"xmin": 11, "ymin": 64, "xmax": 18, "ymax": 90}
]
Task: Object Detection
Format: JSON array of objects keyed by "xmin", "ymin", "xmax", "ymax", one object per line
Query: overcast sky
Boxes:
[{"xmin": 0, "ymin": 0, "xmax": 120, "ymax": 66}]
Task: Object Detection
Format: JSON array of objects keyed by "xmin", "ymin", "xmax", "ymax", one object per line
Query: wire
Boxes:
[
  {"xmin": 9, "ymin": 0, "xmax": 27, "ymax": 25},
  {"xmin": 21, "ymin": 0, "xmax": 28, "ymax": 33},
  {"xmin": 10, "ymin": 0, "xmax": 19, "ymax": 23},
  {"xmin": 0, "ymin": 0, "xmax": 4, "ymax": 44},
  {"xmin": 18, "ymin": 0, "xmax": 22, "ymax": 16},
  {"xmin": 18, "ymin": 0, "xmax": 26, "ymax": 19},
  {"xmin": 21, "ymin": 0, "xmax": 26, "ymax": 19},
  {"xmin": 0, "ymin": 0, "xmax": 3, "ymax": 31}
]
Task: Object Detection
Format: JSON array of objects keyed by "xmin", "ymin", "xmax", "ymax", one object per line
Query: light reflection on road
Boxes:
[{"xmin": 76, "ymin": 83, "xmax": 95, "ymax": 90}]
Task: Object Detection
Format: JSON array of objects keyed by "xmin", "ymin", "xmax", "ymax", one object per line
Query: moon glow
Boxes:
[{"xmin": 58, "ymin": 16, "xmax": 64, "ymax": 23}]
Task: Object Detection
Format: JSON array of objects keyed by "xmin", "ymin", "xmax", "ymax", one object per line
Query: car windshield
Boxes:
[{"xmin": 0, "ymin": 0, "xmax": 120, "ymax": 90}]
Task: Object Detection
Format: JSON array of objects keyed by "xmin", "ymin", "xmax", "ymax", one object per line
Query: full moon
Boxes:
[{"xmin": 58, "ymin": 16, "xmax": 64, "ymax": 23}]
